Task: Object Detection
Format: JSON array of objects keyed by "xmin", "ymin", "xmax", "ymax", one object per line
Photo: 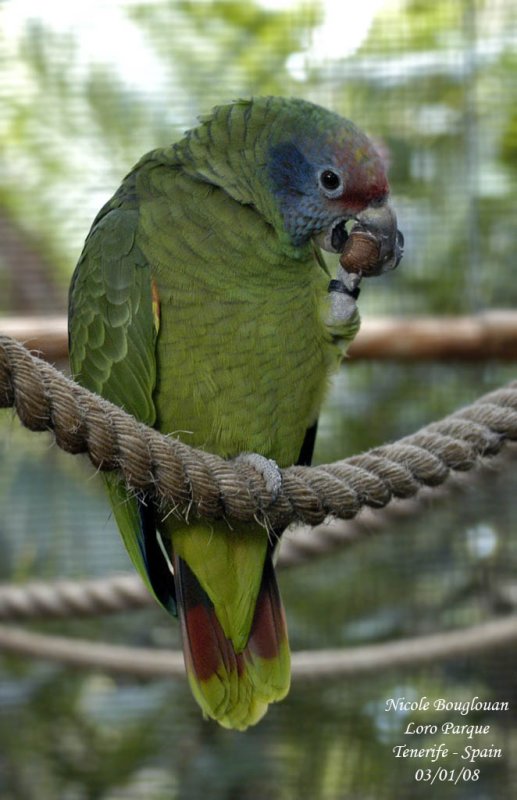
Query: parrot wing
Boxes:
[{"xmin": 68, "ymin": 203, "xmax": 176, "ymax": 613}]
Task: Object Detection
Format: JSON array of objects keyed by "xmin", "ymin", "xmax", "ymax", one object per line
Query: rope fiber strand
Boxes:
[{"xmin": 0, "ymin": 334, "xmax": 516, "ymax": 530}]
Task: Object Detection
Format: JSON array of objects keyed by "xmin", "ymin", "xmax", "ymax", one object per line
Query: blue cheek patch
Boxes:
[
  {"xmin": 267, "ymin": 141, "xmax": 338, "ymax": 247},
  {"xmin": 268, "ymin": 142, "xmax": 320, "ymax": 245},
  {"xmin": 268, "ymin": 142, "xmax": 313, "ymax": 197}
]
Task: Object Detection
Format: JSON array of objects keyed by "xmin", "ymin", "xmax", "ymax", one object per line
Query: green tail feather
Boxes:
[{"xmin": 172, "ymin": 523, "xmax": 290, "ymax": 731}]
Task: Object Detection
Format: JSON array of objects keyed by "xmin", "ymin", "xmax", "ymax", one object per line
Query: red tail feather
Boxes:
[
  {"xmin": 247, "ymin": 555, "xmax": 287, "ymax": 659},
  {"xmin": 174, "ymin": 552, "xmax": 290, "ymax": 730}
]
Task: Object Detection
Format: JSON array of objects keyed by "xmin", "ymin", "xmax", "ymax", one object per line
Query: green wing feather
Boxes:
[{"xmin": 68, "ymin": 192, "xmax": 160, "ymax": 602}]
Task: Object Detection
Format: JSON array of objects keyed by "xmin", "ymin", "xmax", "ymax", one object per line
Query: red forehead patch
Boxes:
[{"xmin": 338, "ymin": 146, "xmax": 389, "ymax": 211}]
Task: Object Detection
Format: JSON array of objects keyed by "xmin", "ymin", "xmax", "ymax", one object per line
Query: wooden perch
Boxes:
[
  {"xmin": 2, "ymin": 311, "xmax": 517, "ymax": 362},
  {"xmin": 0, "ymin": 316, "xmax": 69, "ymax": 361},
  {"xmin": 349, "ymin": 311, "xmax": 517, "ymax": 361}
]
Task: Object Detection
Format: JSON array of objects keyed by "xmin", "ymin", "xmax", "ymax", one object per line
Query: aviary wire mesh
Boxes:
[{"xmin": 1, "ymin": 1, "xmax": 517, "ymax": 798}]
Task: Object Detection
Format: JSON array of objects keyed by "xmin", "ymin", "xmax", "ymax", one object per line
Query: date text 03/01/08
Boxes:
[{"xmin": 415, "ymin": 767, "xmax": 480, "ymax": 784}]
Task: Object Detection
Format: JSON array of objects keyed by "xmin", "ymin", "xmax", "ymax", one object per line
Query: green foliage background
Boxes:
[{"xmin": 1, "ymin": 1, "xmax": 517, "ymax": 798}]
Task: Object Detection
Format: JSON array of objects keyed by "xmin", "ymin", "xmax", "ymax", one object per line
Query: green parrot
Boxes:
[{"xmin": 68, "ymin": 96, "xmax": 402, "ymax": 730}]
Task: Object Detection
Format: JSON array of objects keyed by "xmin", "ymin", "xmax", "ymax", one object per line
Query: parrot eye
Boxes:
[{"xmin": 318, "ymin": 169, "xmax": 343, "ymax": 198}]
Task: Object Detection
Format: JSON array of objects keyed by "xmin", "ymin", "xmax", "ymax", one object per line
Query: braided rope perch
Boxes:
[
  {"xmin": 1, "ymin": 616, "xmax": 516, "ymax": 679},
  {"xmin": 1, "ymin": 334, "xmax": 516, "ymax": 530},
  {"xmin": 0, "ymin": 575, "xmax": 152, "ymax": 620},
  {"xmin": 1, "ymin": 334, "xmax": 517, "ymax": 678},
  {"xmin": 0, "ymin": 461, "xmax": 506, "ymax": 622}
]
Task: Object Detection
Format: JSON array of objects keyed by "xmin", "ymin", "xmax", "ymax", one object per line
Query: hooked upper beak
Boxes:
[
  {"xmin": 315, "ymin": 200, "xmax": 404, "ymax": 276},
  {"xmin": 354, "ymin": 201, "xmax": 404, "ymax": 275}
]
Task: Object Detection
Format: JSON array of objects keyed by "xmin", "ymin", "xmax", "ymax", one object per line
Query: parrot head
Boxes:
[
  {"xmin": 173, "ymin": 96, "xmax": 403, "ymax": 274},
  {"xmin": 265, "ymin": 99, "xmax": 403, "ymax": 274}
]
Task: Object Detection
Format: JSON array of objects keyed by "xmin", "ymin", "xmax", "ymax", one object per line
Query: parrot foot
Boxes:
[
  {"xmin": 326, "ymin": 268, "xmax": 361, "ymax": 328},
  {"xmin": 234, "ymin": 453, "xmax": 283, "ymax": 505}
]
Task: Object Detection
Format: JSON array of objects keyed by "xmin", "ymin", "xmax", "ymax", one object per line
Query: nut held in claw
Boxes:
[{"xmin": 339, "ymin": 228, "xmax": 381, "ymax": 275}]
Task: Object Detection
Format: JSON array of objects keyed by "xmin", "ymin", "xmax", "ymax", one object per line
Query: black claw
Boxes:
[{"xmin": 328, "ymin": 279, "xmax": 361, "ymax": 299}]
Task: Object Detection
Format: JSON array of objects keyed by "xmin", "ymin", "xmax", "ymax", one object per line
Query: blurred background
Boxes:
[{"xmin": 1, "ymin": 0, "xmax": 517, "ymax": 797}]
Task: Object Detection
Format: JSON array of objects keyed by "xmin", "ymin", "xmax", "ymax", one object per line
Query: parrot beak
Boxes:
[
  {"xmin": 353, "ymin": 200, "xmax": 404, "ymax": 275},
  {"xmin": 316, "ymin": 200, "xmax": 403, "ymax": 277}
]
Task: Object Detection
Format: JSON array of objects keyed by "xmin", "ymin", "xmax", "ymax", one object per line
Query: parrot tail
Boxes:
[{"xmin": 174, "ymin": 551, "xmax": 291, "ymax": 731}]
